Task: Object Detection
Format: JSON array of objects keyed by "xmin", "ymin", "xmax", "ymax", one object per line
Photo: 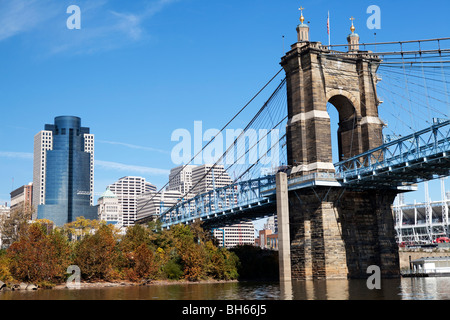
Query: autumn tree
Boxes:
[
  {"xmin": 204, "ymin": 241, "xmax": 239, "ymax": 280},
  {"xmin": 190, "ymin": 220, "xmax": 212, "ymax": 244},
  {"xmin": 7, "ymin": 223, "xmax": 71, "ymax": 285},
  {"xmin": 73, "ymin": 224, "xmax": 119, "ymax": 281},
  {"xmin": 61, "ymin": 216, "xmax": 107, "ymax": 242},
  {"xmin": 161, "ymin": 224, "xmax": 207, "ymax": 281},
  {"xmin": 0, "ymin": 204, "xmax": 34, "ymax": 248},
  {"xmin": 118, "ymin": 224, "xmax": 157, "ymax": 281},
  {"xmin": 132, "ymin": 243, "xmax": 157, "ymax": 280},
  {"xmin": 0, "ymin": 249, "xmax": 12, "ymax": 283}
]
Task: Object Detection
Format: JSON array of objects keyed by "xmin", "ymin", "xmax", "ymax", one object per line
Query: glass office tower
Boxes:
[{"xmin": 36, "ymin": 116, "xmax": 97, "ymax": 226}]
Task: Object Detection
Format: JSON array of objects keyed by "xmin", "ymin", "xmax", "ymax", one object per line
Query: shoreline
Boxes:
[{"xmin": 52, "ymin": 279, "xmax": 239, "ymax": 290}]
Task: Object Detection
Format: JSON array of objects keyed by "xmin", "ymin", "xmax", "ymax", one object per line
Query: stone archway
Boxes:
[{"xmin": 327, "ymin": 94, "xmax": 360, "ymax": 162}]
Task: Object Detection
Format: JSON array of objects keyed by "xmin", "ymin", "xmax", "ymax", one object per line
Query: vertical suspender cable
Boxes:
[
  {"xmin": 419, "ymin": 41, "xmax": 432, "ymax": 123},
  {"xmin": 400, "ymin": 42, "xmax": 417, "ymax": 130},
  {"xmin": 438, "ymin": 40, "xmax": 450, "ymax": 108}
]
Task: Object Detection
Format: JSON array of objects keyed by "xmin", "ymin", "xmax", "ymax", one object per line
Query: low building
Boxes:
[
  {"xmin": 267, "ymin": 233, "xmax": 278, "ymax": 250},
  {"xmin": 410, "ymin": 256, "xmax": 450, "ymax": 276},
  {"xmin": 0, "ymin": 204, "xmax": 11, "ymax": 249},
  {"xmin": 97, "ymin": 188, "xmax": 122, "ymax": 227},
  {"xmin": 255, "ymin": 229, "xmax": 278, "ymax": 250},
  {"xmin": 212, "ymin": 221, "xmax": 255, "ymax": 248},
  {"xmin": 10, "ymin": 183, "xmax": 33, "ymax": 212}
]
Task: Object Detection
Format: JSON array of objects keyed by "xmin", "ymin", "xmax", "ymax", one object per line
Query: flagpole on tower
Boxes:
[{"xmin": 327, "ymin": 11, "xmax": 331, "ymax": 48}]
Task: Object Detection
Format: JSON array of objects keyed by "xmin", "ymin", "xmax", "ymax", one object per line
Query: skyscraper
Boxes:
[
  {"xmin": 191, "ymin": 164, "xmax": 232, "ymax": 194},
  {"xmin": 136, "ymin": 189, "xmax": 182, "ymax": 222},
  {"xmin": 108, "ymin": 176, "xmax": 156, "ymax": 227},
  {"xmin": 168, "ymin": 165, "xmax": 196, "ymax": 194},
  {"xmin": 34, "ymin": 116, "xmax": 97, "ymax": 226}
]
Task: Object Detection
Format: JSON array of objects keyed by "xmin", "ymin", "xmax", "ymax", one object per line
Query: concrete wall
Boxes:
[{"xmin": 399, "ymin": 248, "xmax": 450, "ymax": 271}]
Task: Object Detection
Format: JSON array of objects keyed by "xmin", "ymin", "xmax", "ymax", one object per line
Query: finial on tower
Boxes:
[
  {"xmin": 350, "ymin": 17, "xmax": 356, "ymax": 34},
  {"xmin": 347, "ymin": 16, "xmax": 360, "ymax": 52},
  {"xmin": 296, "ymin": 5, "xmax": 309, "ymax": 42},
  {"xmin": 299, "ymin": 6, "xmax": 305, "ymax": 24}
]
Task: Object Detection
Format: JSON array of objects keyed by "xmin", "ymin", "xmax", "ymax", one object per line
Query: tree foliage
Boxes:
[
  {"xmin": 0, "ymin": 204, "xmax": 34, "ymax": 248},
  {"xmin": 73, "ymin": 224, "xmax": 118, "ymax": 281},
  {"xmin": 2, "ymin": 219, "xmax": 242, "ymax": 285},
  {"xmin": 6, "ymin": 223, "xmax": 71, "ymax": 284},
  {"xmin": 61, "ymin": 216, "xmax": 106, "ymax": 241}
]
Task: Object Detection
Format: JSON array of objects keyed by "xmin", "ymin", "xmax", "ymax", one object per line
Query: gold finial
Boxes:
[
  {"xmin": 350, "ymin": 16, "xmax": 356, "ymax": 34},
  {"xmin": 299, "ymin": 6, "xmax": 305, "ymax": 24}
]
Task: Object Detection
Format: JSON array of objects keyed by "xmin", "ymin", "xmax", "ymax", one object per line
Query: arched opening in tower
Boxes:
[{"xmin": 327, "ymin": 95, "xmax": 359, "ymax": 163}]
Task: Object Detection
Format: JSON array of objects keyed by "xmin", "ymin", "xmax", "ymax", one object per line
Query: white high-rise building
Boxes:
[
  {"xmin": 108, "ymin": 176, "xmax": 156, "ymax": 227},
  {"xmin": 212, "ymin": 221, "xmax": 255, "ymax": 248},
  {"xmin": 84, "ymin": 133, "xmax": 95, "ymax": 206},
  {"xmin": 168, "ymin": 165, "xmax": 196, "ymax": 195},
  {"xmin": 136, "ymin": 190, "xmax": 182, "ymax": 222},
  {"xmin": 32, "ymin": 130, "xmax": 53, "ymax": 215},
  {"xmin": 191, "ymin": 164, "xmax": 232, "ymax": 195}
]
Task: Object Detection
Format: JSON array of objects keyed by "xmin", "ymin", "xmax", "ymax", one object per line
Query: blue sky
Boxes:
[{"xmin": 0, "ymin": 0, "xmax": 449, "ymax": 206}]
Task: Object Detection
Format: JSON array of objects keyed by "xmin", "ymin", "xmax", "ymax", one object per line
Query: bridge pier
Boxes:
[
  {"xmin": 286, "ymin": 187, "xmax": 400, "ymax": 280},
  {"xmin": 276, "ymin": 172, "xmax": 292, "ymax": 282},
  {"xmin": 278, "ymin": 13, "xmax": 401, "ymax": 280}
]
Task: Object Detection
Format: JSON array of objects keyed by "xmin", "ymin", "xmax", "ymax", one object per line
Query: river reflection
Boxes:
[{"xmin": 1, "ymin": 278, "xmax": 450, "ymax": 300}]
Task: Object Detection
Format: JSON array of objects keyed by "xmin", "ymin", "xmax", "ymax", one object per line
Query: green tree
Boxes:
[{"xmin": 204, "ymin": 241, "xmax": 239, "ymax": 280}]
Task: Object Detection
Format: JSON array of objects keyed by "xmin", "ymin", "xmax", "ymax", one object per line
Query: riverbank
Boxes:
[
  {"xmin": 52, "ymin": 278, "xmax": 239, "ymax": 290},
  {"xmin": 0, "ymin": 278, "xmax": 240, "ymax": 293}
]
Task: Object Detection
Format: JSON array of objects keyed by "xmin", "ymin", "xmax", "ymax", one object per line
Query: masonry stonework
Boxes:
[{"xmin": 281, "ymin": 33, "xmax": 400, "ymax": 279}]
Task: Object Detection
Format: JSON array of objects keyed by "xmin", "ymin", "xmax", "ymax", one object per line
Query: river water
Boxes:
[{"xmin": 1, "ymin": 277, "xmax": 450, "ymax": 300}]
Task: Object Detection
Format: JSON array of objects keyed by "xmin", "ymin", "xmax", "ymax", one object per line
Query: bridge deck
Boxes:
[{"xmin": 155, "ymin": 121, "xmax": 449, "ymax": 229}]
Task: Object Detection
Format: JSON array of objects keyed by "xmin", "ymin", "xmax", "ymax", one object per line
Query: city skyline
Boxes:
[{"xmin": 1, "ymin": 0, "xmax": 449, "ymax": 207}]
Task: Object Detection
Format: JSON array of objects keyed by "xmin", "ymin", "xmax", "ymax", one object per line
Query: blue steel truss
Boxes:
[
  {"xmin": 159, "ymin": 176, "xmax": 277, "ymax": 228},
  {"xmin": 335, "ymin": 120, "xmax": 450, "ymax": 187},
  {"xmin": 159, "ymin": 121, "xmax": 450, "ymax": 229}
]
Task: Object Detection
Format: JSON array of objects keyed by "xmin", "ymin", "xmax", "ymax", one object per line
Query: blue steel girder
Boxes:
[
  {"xmin": 159, "ymin": 175, "xmax": 277, "ymax": 228},
  {"xmin": 335, "ymin": 120, "xmax": 450, "ymax": 187},
  {"xmin": 158, "ymin": 121, "xmax": 449, "ymax": 229}
]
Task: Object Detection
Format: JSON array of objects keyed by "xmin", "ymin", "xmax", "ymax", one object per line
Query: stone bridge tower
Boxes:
[{"xmin": 281, "ymin": 12, "xmax": 400, "ymax": 280}]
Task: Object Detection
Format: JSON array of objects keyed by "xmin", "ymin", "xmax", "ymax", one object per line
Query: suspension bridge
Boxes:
[{"xmin": 136, "ymin": 12, "xmax": 450, "ymax": 280}]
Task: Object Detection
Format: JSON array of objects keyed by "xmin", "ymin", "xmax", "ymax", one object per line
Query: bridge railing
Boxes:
[
  {"xmin": 335, "ymin": 120, "xmax": 450, "ymax": 183},
  {"xmin": 159, "ymin": 175, "xmax": 277, "ymax": 226}
]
